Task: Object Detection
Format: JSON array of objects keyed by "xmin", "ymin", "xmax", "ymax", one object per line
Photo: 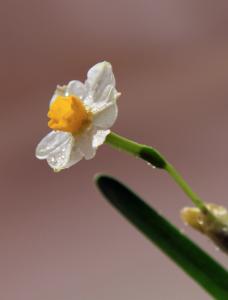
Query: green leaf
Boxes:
[{"xmin": 95, "ymin": 175, "xmax": 228, "ymax": 300}]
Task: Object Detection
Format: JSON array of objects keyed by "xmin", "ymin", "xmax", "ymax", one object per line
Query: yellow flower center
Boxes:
[{"xmin": 48, "ymin": 95, "xmax": 92, "ymax": 134}]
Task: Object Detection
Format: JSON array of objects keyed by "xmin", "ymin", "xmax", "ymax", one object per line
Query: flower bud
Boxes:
[{"xmin": 181, "ymin": 204, "xmax": 228, "ymax": 254}]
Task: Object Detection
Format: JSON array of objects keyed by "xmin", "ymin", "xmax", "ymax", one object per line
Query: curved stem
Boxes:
[
  {"xmin": 106, "ymin": 132, "xmax": 213, "ymax": 217},
  {"xmin": 165, "ymin": 163, "xmax": 207, "ymax": 212}
]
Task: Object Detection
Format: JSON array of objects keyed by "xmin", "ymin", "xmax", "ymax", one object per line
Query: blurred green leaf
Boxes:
[{"xmin": 96, "ymin": 175, "xmax": 228, "ymax": 299}]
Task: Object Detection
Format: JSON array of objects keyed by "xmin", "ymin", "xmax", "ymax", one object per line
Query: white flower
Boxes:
[{"xmin": 36, "ymin": 61, "xmax": 120, "ymax": 171}]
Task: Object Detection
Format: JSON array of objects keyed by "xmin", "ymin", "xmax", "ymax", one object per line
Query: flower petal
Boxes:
[
  {"xmin": 78, "ymin": 130, "xmax": 96, "ymax": 160},
  {"xmin": 63, "ymin": 142, "xmax": 84, "ymax": 168},
  {"xmin": 93, "ymin": 103, "xmax": 118, "ymax": 129},
  {"xmin": 36, "ymin": 131, "xmax": 71, "ymax": 159},
  {"xmin": 65, "ymin": 80, "xmax": 86, "ymax": 99},
  {"xmin": 47, "ymin": 136, "xmax": 74, "ymax": 170},
  {"xmin": 92, "ymin": 129, "xmax": 110, "ymax": 148},
  {"xmin": 85, "ymin": 61, "xmax": 116, "ymax": 103},
  {"xmin": 77, "ymin": 128, "xmax": 109, "ymax": 160},
  {"xmin": 89, "ymin": 85, "xmax": 118, "ymax": 112},
  {"xmin": 49, "ymin": 85, "xmax": 67, "ymax": 105}
]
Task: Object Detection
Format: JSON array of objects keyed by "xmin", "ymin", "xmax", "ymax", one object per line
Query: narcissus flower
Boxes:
[{"xmin": 36, "ymin": 61, "xmax": 120, "ymax": 171}]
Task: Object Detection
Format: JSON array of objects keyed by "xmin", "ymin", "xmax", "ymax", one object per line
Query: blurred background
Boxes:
[{"xmin": 1, "ymin": 0, "xmax": 228, "ymax": 299}]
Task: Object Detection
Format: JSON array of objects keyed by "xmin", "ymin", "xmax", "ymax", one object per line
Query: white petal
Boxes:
[
  {"xmin": 64, "ymin": 143, "xmax": 84, "ymax": 168},
  {"xmin": 49, "ymin": 85, "xmax": 67, "ymax": 105},
  {"xmin": 36, "ymin": 131, "xmax": 71, "ymax": 159},
  {"xmin": 78, "ymin": 130, "xmax": 96, "ymax": 160},
  {"xmin": 85, "ymin": 61, "xmax": 116, "ymax": 103},
  {"xmin": 47, "ymin": 136, "xmax": 74, "ymax": 170},
  {"xmin": 89, "ymin": 85, "xmax": 118, "ymax": 111},
  {"xmin": 93, "ymin": 103, "xmax": 118, "ymax": 129},
  {"xmin": 72, "ymin": 128, "xmax": 110, "ymax": 161},
  {"xmin": 65, "ymin": 80, "xmax": 86, "ymax": 99},
  {"xmin": 92, "ymin": 129, "xmax": 110, "ymax": 148},
  {"xmin": 50, "ymin": 94, "xmax": 57, "ymax": 105}
]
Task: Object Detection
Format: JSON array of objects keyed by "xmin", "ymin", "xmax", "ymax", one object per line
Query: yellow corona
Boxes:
[{"xmin": 48, "ymin": 95, "xmax": 92, "ymax": 134}]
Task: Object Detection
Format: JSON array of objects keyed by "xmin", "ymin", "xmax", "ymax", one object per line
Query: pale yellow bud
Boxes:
[{"xmin": 181, "ymin": 204, "xmax": 228, "ymax": 254}]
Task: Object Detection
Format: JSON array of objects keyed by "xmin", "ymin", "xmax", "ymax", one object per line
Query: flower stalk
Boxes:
[
  {"xmin": 105, "ymin": 132, "xmax": 166, "ymax": 168},
  {"xmin": 106, "ymin": 131, "xmax": 213, "ymax": 218}
]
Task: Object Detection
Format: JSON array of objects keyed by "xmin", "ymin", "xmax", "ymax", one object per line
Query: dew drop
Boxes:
[
  {"xmin": 197, "ymin": 216, "xmax": 204, "ymax": 226},
  {"xmin": 146, "ymin": 162, "xmax": 156, "ymax": 169},
  {"xmin": 215, "ymin": 246, "xmax": 220, "ymax": 252}
]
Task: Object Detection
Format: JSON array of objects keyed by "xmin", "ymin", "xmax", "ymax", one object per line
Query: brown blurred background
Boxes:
[{"xmin": 1, "ymin": 1, "xmax": 228, "ymax": 299}]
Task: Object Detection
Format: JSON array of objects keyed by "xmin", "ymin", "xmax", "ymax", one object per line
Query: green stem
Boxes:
[
  {"xmin": 105, "ymin": 132, "xmax": 167, "ymax": 169},
  {"xmin": 105, "ymin": 131, "xmax": 142, "ymax": 156},
  {"xmin": 165, "ymin": 163, "xmax": 207, "ymax": 212},
  {"xmin": 105, "ymin": 132, "xmax": 211, "ymax": 216}
]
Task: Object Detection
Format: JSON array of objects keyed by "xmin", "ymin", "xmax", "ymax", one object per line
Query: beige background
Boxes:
[{"xmin": 1, "ymin": 1, "xmax": 228, "ymax": 299}]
